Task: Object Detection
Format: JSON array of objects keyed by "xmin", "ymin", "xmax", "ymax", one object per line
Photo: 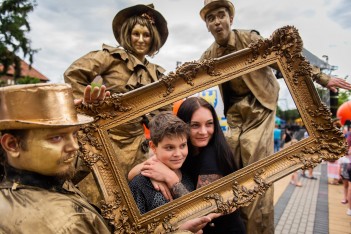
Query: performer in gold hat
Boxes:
[
  {"xmin": 64, "ymin": 3, "xmax": 173, "ymax": 207},
  {"xmin": 198, "ymin": 0, "xmax": 351, "ymax": 233},
  {"xmin": 0, "ymin": 83, "xmax": 112, "ymax": 233},
  {"xmin": 64, "ymin": 3, "xmax": 171, "ymax": 181}
]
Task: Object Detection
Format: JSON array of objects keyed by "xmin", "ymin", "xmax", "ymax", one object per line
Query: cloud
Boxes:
[
  {"xmin": 26, "ymin": 0, "xmax": 350, "ymax": 84},
  {"xmin": 329, "ymin": 0, "xmax": 351, "ymax": 29}
]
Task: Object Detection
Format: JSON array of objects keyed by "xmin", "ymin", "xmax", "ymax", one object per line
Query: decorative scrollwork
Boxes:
[
  {"xmin": 112, "ymin": 206, "xmax": 138, "ymax": 234},
  {"xmin": 248, "ymin": 26, "xmax": 302, "ymax": 64},
  {"xmin": 75, "ymin": 93, "xmax": 132, "ymax": 120},
  {"xmin": 101, "ymin": 193, "xmax": 179, "ymax": 234},
  {"xmin": 248, "ymin": 25, "xmax": 307, "ymax": 85},
  {"xmin": 232, "ymin": 169, "xmax": 271, "ymax": 208},
  {"xmin": 79, "ymin": 124, "xmax": 102, "ymax": 150},
  {"xmin": 288, "ymin": 153, "xmax": 321, "ymax": 170},
  {"xmin": 78, "ymin": 147, "xmax": 107, "ymax": 168},
  {"xmin": 161, "ymin": 59, "xmax": 220, "ymax": 97},
  {"xmin": 108, "ymin": 93, "xmax": 133, "ymax": 113},
  {"xmin": 204, "ymin": 169, "xmax": 271, "ymax": 214},
  {"xmin": 305, "ymin": 103, "xmax": 348, "ymax": 159},
  {"xmin": 162, "ymin": 212, "xmax": 178, "ymax": 233},
  {"xmin": 77, "ymin": 124, "xmax": 108, "ymax": 168},
  {"xmin": 292, "ymin": 58, "xmax": 312, "ymax": 85},
  {"xmin": 204, "ymin": 193, "xmax": 233, "ymax": 215},
  {"xmin": 100, "ymin": 191, "xmax": 140, "ymax": 234},
  {"xmin": 101, "ymin": 190, "xmax": 122, "ymax": 222},
  {"xmin": 306, "ymin": 103, "xmax": 332, "ymax": 120}
]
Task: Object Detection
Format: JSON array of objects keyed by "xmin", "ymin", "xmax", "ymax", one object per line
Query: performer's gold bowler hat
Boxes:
[
  {"xmin": 200, "ymin": 0, "xmax": 235, "ymax": 21},
  {"xmin": 0, "ymin": 83, "xmax": 93, "ymax": 130}
]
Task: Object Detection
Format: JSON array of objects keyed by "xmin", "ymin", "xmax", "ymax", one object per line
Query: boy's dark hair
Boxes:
[{"xmin": 149, "ymin": 112, "xmax": 189, "ymax": 146}]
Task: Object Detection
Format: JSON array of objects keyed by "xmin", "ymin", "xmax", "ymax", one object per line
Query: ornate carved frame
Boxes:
[{"xmin": 76, "ymin": 26, "xmax": 346, "ymax": 233}]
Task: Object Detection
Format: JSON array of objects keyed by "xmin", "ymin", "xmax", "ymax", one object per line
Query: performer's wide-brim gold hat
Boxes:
[
  {"xmin": 0, "ymin": 83, "xmax": 93, "ymax": 130},
  {"xmin": 200, "ymin": 0, "xmax": 235, "ymax": 21},
  {"xmin": 112, "ymin": 4, "xmax": 168, "ymax": 48}
]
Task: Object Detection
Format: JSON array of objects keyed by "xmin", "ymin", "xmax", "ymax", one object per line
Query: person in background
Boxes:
[
  {"xmin": 281, "ymin": 127, "xmax": 292, "ymax": 149},
  {"xmin": 339, "ymin": 122, "xmax": 351, "ymax": 205},
  {"xmin": 327, "ymin": 160, "xmax": 341, "ymax": 185},
  {"xmin": 301, "ymin": 131, "xmax": 318, "ymax": 180},
  {"xmin": 326, "ymin": 118, "xmax": 343, "ymax": 184},
  {"xmin": 347, "ymin": 164, "xmax": 351, "ymax": 216},
  {"xmin": 197, "ymin": 0, "xmax": 351, "ymax": 232},
  {"xmin": 285, "ymin": 139, "xmax": 303, "ymax": 187},
  {"xmin": 339, "ymin": 147, "xmax": 351, "ymax": 204},
  {"xmin": 274, "ymin": 124, "xmax": 282, "ymax": 153}
]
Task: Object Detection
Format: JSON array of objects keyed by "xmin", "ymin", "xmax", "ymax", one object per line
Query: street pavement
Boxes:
[{"xmin": 274, "ymin": 162, "xmax": 351, "ymax": 234}]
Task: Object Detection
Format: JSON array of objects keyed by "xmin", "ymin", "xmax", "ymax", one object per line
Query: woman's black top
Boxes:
[{"xmin": 183, "ymin": 145, "xmax": 246, "ymax": 234}]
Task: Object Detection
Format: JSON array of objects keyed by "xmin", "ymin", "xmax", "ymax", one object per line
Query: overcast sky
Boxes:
[{"xmin": 27, "ymin": 0, "xmax": 350, "ymax": 85}]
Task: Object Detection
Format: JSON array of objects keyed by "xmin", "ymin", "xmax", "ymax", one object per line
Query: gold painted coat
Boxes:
[
  {"xmin": 201, "ymin": 30, "xmax": 280, "ymax": 113},
  {"xmin": 200, "ymin": 30, "xmax": 278, "ymax": 234},
  {"xmin": 201, "ymin": 30, "xmax": 330, "ymax": 114},
  {"xmin": 0, "ymin": 179, "xmax": 110, "ymax": 233},
  {"xmin": 64, "ymin": 44, "xmax": 168, "ymax": 177}
]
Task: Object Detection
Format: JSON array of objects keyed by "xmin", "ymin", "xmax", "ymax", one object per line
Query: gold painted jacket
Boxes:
[
  {"xmin": 64, "ymin": 44, "xmax": 171, "ymax": 178},
  {"xmin": 64, "ymin": 44, "xmax": 166, "ymax": 137},
  {"xmin": 200, "ymin": 30, "xmax": 330, "ymax": 114},
  {"xmin": 0, "ymin": 167, "xmax": 111, "ymax": 234}
]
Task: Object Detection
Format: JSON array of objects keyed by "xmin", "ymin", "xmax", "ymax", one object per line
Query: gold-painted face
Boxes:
[
  {"xmin": 16, "ymin": 126, "xmax": 80, "ymax": 179},
  {"xmin": 206, "ymin": 7, "xmax": 233, "ymax": 46},
  {"xmin": 131, "ymin": 23, "xmax": 151, "ymax": 61}
]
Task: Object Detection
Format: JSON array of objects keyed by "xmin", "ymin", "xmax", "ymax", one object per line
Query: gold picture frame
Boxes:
[{"xmin": 76, "ymin": 26, "xmax": 346, "ymax": 233}]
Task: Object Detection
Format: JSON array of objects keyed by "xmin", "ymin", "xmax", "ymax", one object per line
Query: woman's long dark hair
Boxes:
[{"xmin": 177, "ymin": 97, "xmax": 237, "ymax": 176}]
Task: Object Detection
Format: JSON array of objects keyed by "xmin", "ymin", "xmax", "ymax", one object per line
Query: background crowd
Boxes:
[{"xmin": 273, "ymin": 119, "xmax": 351, "ymax": 216}]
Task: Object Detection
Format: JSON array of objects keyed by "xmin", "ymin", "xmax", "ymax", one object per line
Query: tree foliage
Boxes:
[
  {"xmin": 0, "ymin": 0, "xmax": 37, "ymax": 79},
  {"xmin": 16, "ymin": 75, "xmax": 39, "ymax": 84},
  {"xmin": 338, "ymin": 90, "xmax": 351, "ymax": 106},
  {"xmin": 276, "ymin": 104, "xmax": 301, "ymax": 125}
]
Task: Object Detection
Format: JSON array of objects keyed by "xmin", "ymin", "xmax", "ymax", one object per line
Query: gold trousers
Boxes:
[{"xmin": 226, "ymin": 94, "xmax": 275, "ymax": 234}]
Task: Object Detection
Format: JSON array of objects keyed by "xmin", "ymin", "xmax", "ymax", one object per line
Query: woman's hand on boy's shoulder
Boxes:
[
  {"xmin": 141, "ymin": 157, "xmax": 174, "ymax": 200},
  {"xmin": 141, "ymin": 159, "xmax": 179, "ymax": 189},
  {"xmin": 152, "ymin": 180, "xmax": 173, "ymax": 201}
]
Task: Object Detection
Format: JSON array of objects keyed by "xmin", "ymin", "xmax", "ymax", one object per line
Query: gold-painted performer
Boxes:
[
  {"xmin": 0, "ymin": 83, "xmax": 220, "ymax": 234},
  {"xmin": 0, "ymin": 84, "xmax": 112, "ymax": 233},
  {"xmin": 64, "ymin": 4, "xmax": 170, "ymax": 178},
  {"xmin": 198, "ymin": 0, "xmax": 351, "ymax": 233},
  {"xmin": 64, "ymin": 4, "xmax": 172, "ymax": 206}
]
